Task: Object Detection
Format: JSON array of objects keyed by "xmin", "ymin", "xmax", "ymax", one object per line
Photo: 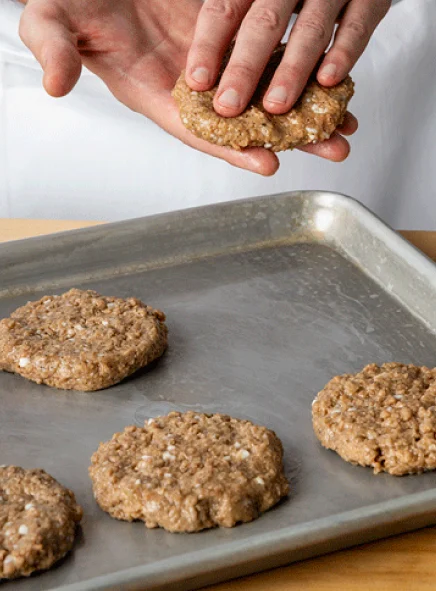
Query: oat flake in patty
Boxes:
[
  {"xmin": 89, "ymin": 411, "xmax": 289, "ymax": 532},
  {"xmin": 0, "ymin": 288, "xmax": 168, "ymax": 391},
  {"xmin": 172, "ymin": 44, "xmax": 354, "ymax": 152},
  {"xmin": 312, "ymin": 363, "xmax": 436, "ymax": 476},
  {"xmin": 0, "ymin": 466, "xmax": 82, "ymax": 579}
]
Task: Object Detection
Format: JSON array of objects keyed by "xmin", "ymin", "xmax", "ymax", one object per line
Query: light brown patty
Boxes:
[
  {"xmin": 0, "ymin": 288, "xmax": 168, "ymax": 391},
  {"xmin": 172, "ymin": 44, "xmax": 354, "ymax": 152},
  {"xmin": 312, "ymin": 363, "xmax": 436, "ymax": 476},
  {"xmin": 0, "ymin": 466, "xmax": 82, "ymax": 579},
  {"xmin": 89, "ymin": 411, "xmax": 289, "ymax": 532}
]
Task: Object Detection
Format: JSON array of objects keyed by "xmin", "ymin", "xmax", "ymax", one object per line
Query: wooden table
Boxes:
[{"xmin": 1, "ymin": 219, "xmax": 436, "ymax": 591}]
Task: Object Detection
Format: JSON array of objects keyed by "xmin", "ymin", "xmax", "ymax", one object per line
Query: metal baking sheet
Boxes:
[{"xmin": 2, "ymin": 191, "xmax": 436, "ymax": 591}]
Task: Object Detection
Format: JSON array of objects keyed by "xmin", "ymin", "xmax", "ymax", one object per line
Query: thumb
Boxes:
[{"xmin": 19, "ymin": 2, "xmax": 82, "ymax": 97}]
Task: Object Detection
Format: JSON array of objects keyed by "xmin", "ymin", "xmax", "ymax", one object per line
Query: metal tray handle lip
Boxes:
[
  {"xmin": 0, "ymin": 191, "xmax": 434, "ymax": 275},
  {"xmin": 55, "ymin": 487, "xmax": 436, "ymax": 591},
  {"xmin": 0, "ymin": 190, "xmax": 401, "ymax": 248},
  {"xmin": 305, "ymin": 190, "xmax": 436, "ymax": 273}
]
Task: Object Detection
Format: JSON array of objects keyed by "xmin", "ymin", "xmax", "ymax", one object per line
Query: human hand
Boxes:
[
  {"xmin": 18, "ymin": 0, "xmax": 359, "ymax": 176},
  {"xmin": 186, "ymin": 0, "xmax": 390, "ymax": 117}
]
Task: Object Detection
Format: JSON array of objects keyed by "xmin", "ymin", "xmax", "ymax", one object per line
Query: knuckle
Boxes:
[
  {"xmin": 344, "ymin": 19, "xmax": 370, "ymax": 42},
  {"xmin": 190, "ymin": 40, "xmax": 217, "ymax": 60},
  {"xmin": 20, "ymin": 1, "xmax": 59, "ymax": 42},
  {"xmin": 245, "ymin": 6, "xmax": 282, "ymax": 32},
  {"xmin": 333, "ymin": 45, "xmax": 356, "ymax": 67},
  {"xmin": 293, "ymin": 15, "xmax": 329, "ymax": 42},
  {"xmin": 18, "ymin": 15, "xmax": 30, "ymax": 43},
  {"xmin": 225, "ymin": 60, "xmax": 258, "ymax": 81},
  {"xmin": 29, "ymin": 2, "xmax": 59, "ymax": 21},
  {"xmin": 275, "ymin": 61, "xmax": 304, "ymax": 83},
  {"xmin": 18, "ymin": 8, "xmax": 39, "ymax": 44},
  {"xmin": 203, "ymin": 0, "xmax": 240, "ymax": 22}
]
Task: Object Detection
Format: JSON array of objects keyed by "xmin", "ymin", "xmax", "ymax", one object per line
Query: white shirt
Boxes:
[{"xmin": 0, "ymin": 0, "xmax": 435, "ymax": 229}]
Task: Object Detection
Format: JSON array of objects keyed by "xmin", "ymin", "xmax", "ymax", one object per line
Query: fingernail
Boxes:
[
  {"xmin": 265, "ymin": 86, "xmax": 288, "ymax": 105},
  {"xmin": 218, "ymin": 88, "xmax": 241, "ymax": 109},
  {"xmin": 321, "ymin": 64, "xmax": 337, "ymax": 79},
  {"xmin": 191, "ymin": 67, "xmax": 210, "ymax": 85}
]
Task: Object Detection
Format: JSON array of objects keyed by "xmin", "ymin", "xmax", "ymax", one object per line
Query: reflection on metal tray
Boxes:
[{"xmin": 2, "ymin": 191, "xmax": 436, "ymax": 591}]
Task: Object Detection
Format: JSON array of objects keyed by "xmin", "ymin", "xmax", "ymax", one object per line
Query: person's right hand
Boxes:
[
  {"xmin": 18, "ymin": 0, "xmax": 357, "ymax": 176},
  {"xmin": 186, "ymin": 0, "xmax": 390, "ymax": 117}
]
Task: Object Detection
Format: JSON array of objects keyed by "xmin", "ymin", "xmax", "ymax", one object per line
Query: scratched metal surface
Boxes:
[{"xmin": 2, "ymin": 192, "xmax": 436, "ymax": 591}]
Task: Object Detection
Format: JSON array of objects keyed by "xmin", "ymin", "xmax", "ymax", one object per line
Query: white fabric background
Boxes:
[{"xmin": 0, "ymin": 0, "xmax": 435, "ymax": 228}]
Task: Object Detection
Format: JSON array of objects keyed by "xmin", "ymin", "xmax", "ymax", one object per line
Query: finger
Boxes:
[
  {"xmin": 19, "ymin": 2, "xmax": 82, "ymax": 97},
  {"xmin": 220, "ymin": 145, "xmax": 280, "ymax": 176},
  {"xmin": 297, "ymin": 131, "xmax": 350, "ymax": 161},
  {"xmin": 177, "ymin": 119, "xmax": 281, "ymax": 175},
  {"xmin": 317, "ymin": 0, "xmax": 391, "ymax": 86},
  {"xmin": 185, "ymin": 0, "xmax": 251, "ymax": 92},
  {"xmin": 336, "ymin": 111, "xmax": 358, "ymax": 136},
  {"xmin": 213, "ymin": 0, "xmax": 296, "ymax": 117},
  {"xmin": 264, "ymin": 0, "xmax": 347, "ymax": 114},
  {"xmin": 183, "ymin": 133, "xmax": 281, "ymax": 176}
]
